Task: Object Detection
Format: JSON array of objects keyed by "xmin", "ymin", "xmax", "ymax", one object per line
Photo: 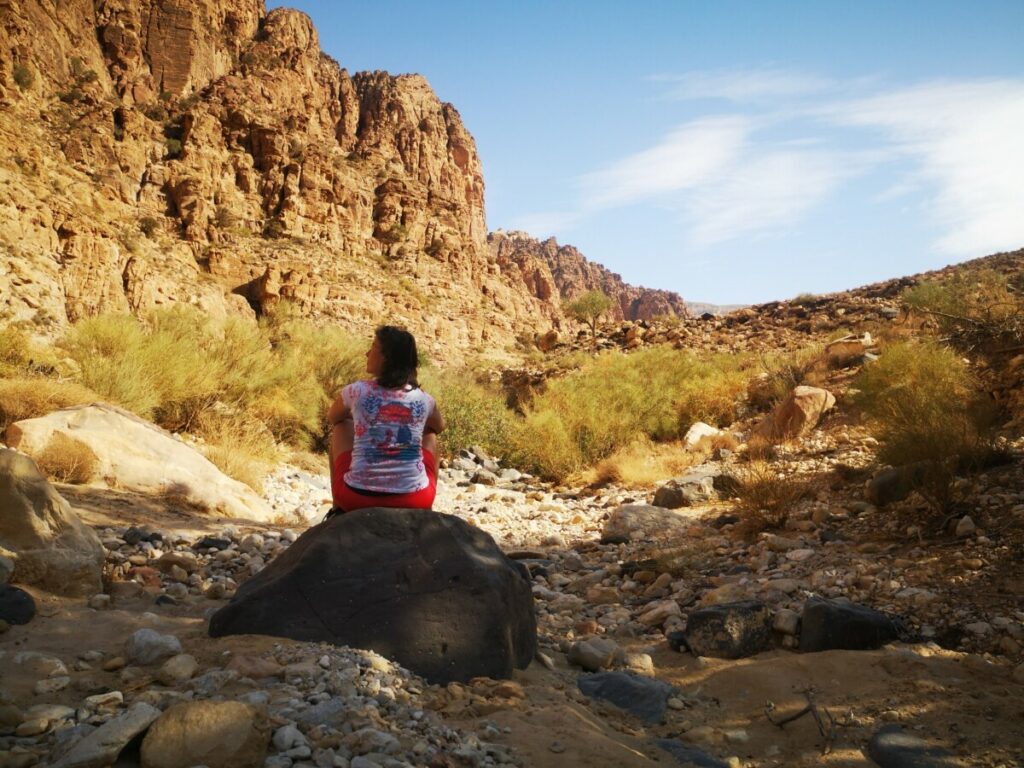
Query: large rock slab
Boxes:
[
  {"xmin": 141, "ymin": 700, "xmax": 270, "ymax": 768},
  {"xmin": 652, "ymin": 469, "xmax": 719, "ymax": 509},
  {"xmin": 866, "ymin": 724, "xmax": 960, "ymax": 767},
  {"xmin": 601, "ymin": 504, "xmax": 698, "ymax": 544},
  {"xmin": 577, "ymin": 672, "xmax": 674, "ymax": 724},
  {"xmin": 209, "ymin": 508, "xmax": 537, "ymax": 684},
  {"xmin": 683, "ymin": 600, "xmax": 773, "ymax": 659},
  {"xmin": 800, "ymin": 597, "xmax": 900, "ymax": 652},
  {"xmin": 0, "ymin": 449, "xmax": 104, "ymax": 596},
  {"xmin": 753, "ymin": 385, "xmax": 835, "ymax": 441},
  {"xmin": 50, "ymin": 702, "xmax": 161, "ymax": 768},
  {"xmin": 6, "ymin": 404, "xmax": 272, "ymax": 520}
]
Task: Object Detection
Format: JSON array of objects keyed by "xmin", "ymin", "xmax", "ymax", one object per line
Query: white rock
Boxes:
[{"xmin": 124, "ymin": 628, "xmax": 182, "ymax": 666}]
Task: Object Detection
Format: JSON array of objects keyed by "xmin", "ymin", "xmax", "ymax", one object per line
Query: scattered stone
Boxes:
[
  {"xmin": 88, "ymin": 594, "xmax": 111, "ymax": 610},
  {"xmin": 683, "ymin": 601, "xmax": 773, "ymax": 659},
  {"xmin": 955, "ymin": 515, "xmax": 976, "ymax": 538},
  {"xmin": 568, "ymin": 637, "xmax": 621, "ymax": 672},
  {"xmin": 683, "ymin": 422, "xmax": 723, "ymax": 448},
  {"xmin": 156, "ymin": 654, "xmax": 199, "ymax": 685},
  {"xmin": 0, "ymin": 584, "xmax": 36, "ymax": 624},
  {"xmin": 601, "ymin": 504, "xmax": 693, "ymax": 543},
  {"xmin": 866, "ymin": 724, "xmax": 960, "ymax": 767},
  {"xmin": 753, "ymin": 385, "xmax": 835, "ymax": 441},
  {"xmin": 210, "ymin": 508, "xmax": 536, "ymax": 684},
  {"xmin": 141, "ymin": 700, "xmax": 270, "ymax": 768},
  {"xmin": 800, "ymin": 597, "xmax": 899, "ymax": 652},
  {"xmin": 50, "ymin": 702, "xmax": 161, "ymax": 768},
  {"xmin": 124, "ymin": 628, "xmax": 183, "ymax": 665},
  {"xmin": 577, "ymin": 672, "xmax": 674, "ymax": 724},
  {"xmin": 773, "ymin": 608, "xmax": 800, "ymax": 636}
]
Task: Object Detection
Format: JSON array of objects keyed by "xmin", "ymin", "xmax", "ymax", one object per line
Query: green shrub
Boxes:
[
  {"xmin": 509, "ymin": 346, "xmax": 752, "ymax": 479},
  {"xmin": 13, "ymin": 62, "xmax": 33, "ymax": 90},
  {"xmin": 853, "ymin": 341, "xmax": 996, "ymax": 512},
  {"xmin": 748, "ymin": 345, "xmax": 825, "ymax": 410},
  {"xmin": 0, "ymin": 325, "xmax": 31, "ymax": 376},
  {"xmin": 164, "ymin": 138, "xmax": 182, "ymax": 158},
  {"xmin": 0, "ymin": 377, "xmax": 96, "ymax": 432},
  {"xmin": 419, "ymin": 367, "xmax": 514, "ymax": 459}
]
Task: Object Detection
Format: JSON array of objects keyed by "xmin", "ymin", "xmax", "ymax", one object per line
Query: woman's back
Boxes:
[{"xmin": 343, "ymin": 379, "xmax": 434, "ymax": 493}]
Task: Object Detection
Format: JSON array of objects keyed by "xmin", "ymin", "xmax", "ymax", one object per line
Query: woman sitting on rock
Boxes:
[{"xmin": 326, "ymin": 325, "xmax": 445, "ymax": 515}]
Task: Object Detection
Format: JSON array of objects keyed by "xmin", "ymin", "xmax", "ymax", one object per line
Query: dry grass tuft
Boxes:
[
  {"xmin": 34, "ymin": 432, "xmax": 98, "ymax": 484},
  {"xmin": 196, "ymin": 412, "xmax": 280, "ymax": 493},
  {"xmin": 0, "ymin": 377, "xmax": 97, "ymax": 433},
  {"xmin": 731, "ymin": 460, "xmax": 811, "ymax": 536},
  {"xmin": 586, "ymin": 438, "xmax": 701, "ymax": 487}
]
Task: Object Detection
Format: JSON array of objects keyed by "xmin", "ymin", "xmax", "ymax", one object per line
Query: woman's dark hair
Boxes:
[{"xmin": 375, "ymin": 325, "xmax": 419, "ymax": 389}]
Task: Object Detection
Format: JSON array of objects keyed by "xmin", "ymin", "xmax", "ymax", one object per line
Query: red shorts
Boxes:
[{"xmin": 332, "ymin": 449, "xmax": 437, "ymax": 513}]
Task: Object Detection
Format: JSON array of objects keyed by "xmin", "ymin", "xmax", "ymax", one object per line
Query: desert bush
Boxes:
[
  {"xmin": 34, "ymin": 432, "xmax": 98, "ymax": 484},
  {"xmin": 853, "ymin": 341, "xmax": 996, "ymax": 512},
  {"xmin": 419, "ymin": 367, "xmax": 514, "ymax": 459},
  {"xmin": 13, "ymin": 62, "xmax": 33, "ymax": 90},
  {"xmin": 138, "ymin": 216, "xmax": 159, "ymax": 238},
  {"xmin": 164, "ymin": 138, "xmax": 182, "ymax": 158},
  {"xmin": 903, "ymin": 270, "xmax": 1023, "ymax": 354},
  {"xmin": 732, "ymin": 460, "xmax": 811, "ymax": 535},
  {"xmin": 0, "ymin": 377, "xmax": 96, "ymax": 432},
  {"xmin": 747, "ymin": 345, "xmax": 825, "ymax": 411},
  {"xmin": 195, "ymin": 412, "xmax": 278, "ymax": 492},
  {"xmin": 509, "ymin": 346, "xmax": 752, "ymax": 479},
  {"xmin": 0, "ymin": 325, "xmax": 31, "ymax": 375},
  {"xmin": 58, "ymin": 308, "xmax": 328, "ymax": 449}
]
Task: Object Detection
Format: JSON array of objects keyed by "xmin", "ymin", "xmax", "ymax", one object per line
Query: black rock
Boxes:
[
  {"xmin": 866, "ymin": 724, "xmax": 960, "ymax": 767},
  {"xmin": 684, "ymin": 600, "xmax": 773, "ymax": 659},
  {"xmin": 800, "ymin": 597, "xmax": 899, "ymax": 652},
  {"xmin": 195, "ymin": 536, "xmax": 232, "ymax": 551},
  {"xmin": 655, "ymin": 739, "xmax": 729, "ymax": 767},
  {"xmin": 155, "ymin": 594, "xmax": 178, "ymax": 607},
  {"xmin": 577, "ymin": 672, "xmax": 674, "ymax": 724},
  {"xmin": 209, "ymin": 508, "xmax": 537, "ymax": 684},
  {"xmin": 666, "ymin": 630, "xmax": 688, "ymax": 652},
  {"xmin": 710, "ymin": 514, "xmax": 740, "ymax": 528},
  {"xmin": 0, "ymin": 584, "xmax": 36, "ymax": 625},
  {"xmin": 122, "ymin": 526, "xmax": 145, "ymax": 545},
  {"xmin": 865, "ymin": 465, "xmax": 927, "ymax": 507}
]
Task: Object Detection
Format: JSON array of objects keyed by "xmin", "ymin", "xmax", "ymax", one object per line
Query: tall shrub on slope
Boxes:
[{"xmin": 853, "ymin": 341, "xmax": 996, "ymax": 513}]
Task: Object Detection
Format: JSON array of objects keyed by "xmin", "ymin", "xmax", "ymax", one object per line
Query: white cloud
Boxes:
[
  {"xmin": 516, "ymin": 72, "xmax": 1024, "ymax": 257},
  {"xmin": 579, "ymin": 116, "xmax": 750, "ymax": 210},
  {"xmin": 821, "ymin": 80, "xmax": 1024, "ymax": 255},
  {"xmin": 651, "ymin": 67, "xmax": 833, "ymax": 102},
  {"xmin": 686, "ymin": 149, "xmax": 864, "ymax": 246}
]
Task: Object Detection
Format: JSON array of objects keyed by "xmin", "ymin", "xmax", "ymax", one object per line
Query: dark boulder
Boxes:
[
  {"xmin": 800, "ymin": 597, "xmax": 899, "ymax": 652},
  {"xmin": 0, "ymin": 584, "xmax": 36, "ymax": 624},
  {"xmin": 655, "ymin": 739, "xmax": 729, "ymax": 767},
  {"xmin": 866, "ymin": 724, "xmax": 960, "ymax": 767},
  {"xmin": 577, "ymin": 672, "xmax": 674, "ymax": 724},
  {"xmin": 208, "ymin": 508, "xmax": 536, "ymax": 684},
  {"xmin": 684, "ymin": 600, "xmax": 773, "ymax": 659}
]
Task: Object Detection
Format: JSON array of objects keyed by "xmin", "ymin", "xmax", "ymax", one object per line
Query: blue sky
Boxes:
[{"xmin": 268, "ymin": 1, "xmax": 1024, "ymax": 304}]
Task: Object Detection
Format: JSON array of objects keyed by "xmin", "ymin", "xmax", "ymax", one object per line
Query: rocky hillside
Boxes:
[
  {"xmin": 0, "ymin": 0, "xmax": 679, "ymax": 360},
  {"xmin": 489, "ymin": 230, "xmax": 688, "ymax": 322}
]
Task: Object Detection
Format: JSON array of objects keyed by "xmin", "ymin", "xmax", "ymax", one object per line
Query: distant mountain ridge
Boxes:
[{"xmin": 489, "ymin": 231, "xmax": 688, "ymax": 322}]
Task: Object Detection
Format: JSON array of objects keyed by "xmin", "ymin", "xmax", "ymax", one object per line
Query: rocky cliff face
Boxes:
[
  {"xmin": 0, "ymin": 1, "xmax": 681, "ymax": 359},
  {"xmin": 489, "ymin": 231, "xmax": 688, "ymax": 322}
]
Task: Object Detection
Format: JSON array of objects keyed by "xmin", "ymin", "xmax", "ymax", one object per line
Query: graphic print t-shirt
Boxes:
[{"xmin": 342, "ymin": 380, "xmax": 434, "ymax": 493}]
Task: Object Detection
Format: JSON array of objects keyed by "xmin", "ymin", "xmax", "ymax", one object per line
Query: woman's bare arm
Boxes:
[{"xmin": 425, "ymin": 402, "xmax": 445, "ymax": 435}]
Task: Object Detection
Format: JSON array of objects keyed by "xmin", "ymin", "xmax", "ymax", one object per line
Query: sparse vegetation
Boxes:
[
  {"xmin": 0, "ymin": 378, "xmax": 96, "ymax": 432},
  {"xmin": 790, "ymin": 292, "xmax": 819, "ymax": 306},
  {"xmin": 587, "ymin": 437, "xmax": 699, "ymax": 487},
  {"xmin": 13, "ymin": 62, "xmax": 34, "ymax": 90},
  {"xmin": 509, "ymin": 346, "xmax": 752, "ymax": 479},
  {"xmin": 853, "ymin": 340, "xmax": 997, "ymax": 514},
  {"xmin": 747, "ymin": 345, "xmax": 825, "ymax": 410},
  {"xmin": 34, "ymin": 432, "xmax": 98, "ymax": 484},
  {"xmin": 164, "ymin": 138, "xmax": 183, "ymax": 158},
  {"xmin": 732, "ymin": 460, "xmax": 812, "ymax": 536},
  {"xmin": 419, "ymin": 367, "xmax": 513, "ymax": 459},
  {"xmin": 139, "ymin": 216, "xmax": 159, "ymax": 238}
]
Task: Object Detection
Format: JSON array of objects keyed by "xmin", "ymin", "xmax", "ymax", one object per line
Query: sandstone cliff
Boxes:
[
  {"xmin": 0, "ymin": 1, "xmax": 674, "ymax": 359},
  {"xmin": 489, "ymin": 231, "xmax": 688, "ymax": 322}
]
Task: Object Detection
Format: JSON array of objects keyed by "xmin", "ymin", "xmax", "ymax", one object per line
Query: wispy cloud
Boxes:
[
  {"xmin": 650, "ymin": 67, "xmax": 833, "ymax": 102},
  {"xmin": 517, "ymin": 71, "xmax": 1024, "ymax": 256},
  {"xmin": 820, "ymin": 79, "xmax": 1024, "ymax": 255},
  {"xmin": 686, "ymin": 148, "xmax": 866, "ymax": 247},
  {"xmin": 579, "ymin": 116, "xmax": 750, "ymax": 210}
]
